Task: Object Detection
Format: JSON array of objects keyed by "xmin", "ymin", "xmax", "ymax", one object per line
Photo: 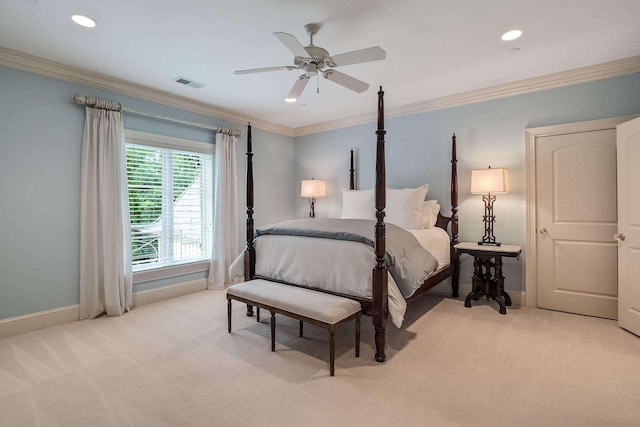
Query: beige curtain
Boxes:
[
  {"xmin": 79, "ymin": 106, "xmax": 132, "ymax": 319},
  {"xmin": 208, "ymin": 132, "xmax": 238, "ymax": 289}
]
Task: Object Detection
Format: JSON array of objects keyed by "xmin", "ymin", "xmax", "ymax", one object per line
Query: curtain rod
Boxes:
[{"xmin": 72, "ymin": 95, "xmax": 242, "ymax": 137}]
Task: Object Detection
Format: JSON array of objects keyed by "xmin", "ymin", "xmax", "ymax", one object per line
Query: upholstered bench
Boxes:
[{"xmin": 227, "ymin": 279, "xmax": 361, "ymax": 376}]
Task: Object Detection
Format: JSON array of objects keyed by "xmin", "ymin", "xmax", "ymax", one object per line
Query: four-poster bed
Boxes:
[{"xmin": 240, "ymin": 88, "xmax": 459, "ymax": 362}]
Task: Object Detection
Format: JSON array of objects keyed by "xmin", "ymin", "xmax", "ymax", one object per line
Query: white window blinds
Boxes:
[{"xmin": 126, "ymin": 140, "xmax": 213, "ymax": 271}]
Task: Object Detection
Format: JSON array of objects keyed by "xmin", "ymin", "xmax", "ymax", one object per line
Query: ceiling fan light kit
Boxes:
[{"xmin": 234, "ymin": 23, "xmax": 386, "ymax": 101}]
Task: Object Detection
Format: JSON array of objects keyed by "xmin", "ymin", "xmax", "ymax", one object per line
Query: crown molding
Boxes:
[
  {"xmin": 0, "ymin": 46, "xmax": 295, "ymax": 137},
  {"xmin": 293, "ymin": 55, "xmax": 640, "ymax": 136},
  {"xmin": 2, "ymin": 46, "xmax": 639, "ymax": 139}
]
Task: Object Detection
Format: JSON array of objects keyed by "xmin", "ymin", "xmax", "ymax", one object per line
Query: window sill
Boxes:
[{"xmin": 133, "ymin": 260, "xmax": 210, "ymax": 284}]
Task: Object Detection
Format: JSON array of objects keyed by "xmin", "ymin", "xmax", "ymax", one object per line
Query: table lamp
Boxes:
[
  {"xmin": 471, "ymin": 166, "xmax": 508, "ymax": 246},
  {"xmin": 301, "ymin": 178, "xmax": 326, "ymax": 218}
]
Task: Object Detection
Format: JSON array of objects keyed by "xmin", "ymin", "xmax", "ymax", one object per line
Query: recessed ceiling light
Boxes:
[
  {"xmin": 285, "ymin": 97, "xmax": 296, "ymax": 103},
  {"xmin": 501, "ymin": 30, "xmax": 522, "ymax": 41},
  {"xmin": 71, "ymin": 14, "xmax": 97, "ymax": 28}
]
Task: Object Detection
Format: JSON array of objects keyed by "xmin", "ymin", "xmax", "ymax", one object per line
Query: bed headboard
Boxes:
[{"xmin": 347, "ymin": 134, "xmax": 459, "ymax": 240}]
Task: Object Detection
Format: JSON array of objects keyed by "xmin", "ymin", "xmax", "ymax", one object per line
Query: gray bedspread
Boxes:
[{"xmin": 255, "ymin": 218, "xmax": 438, "ymax": 297}]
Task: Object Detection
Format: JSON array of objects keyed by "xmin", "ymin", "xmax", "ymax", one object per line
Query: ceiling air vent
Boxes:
[{"xmin": 172, "ymin": 76, "xmax": 206, "ymax": 89}]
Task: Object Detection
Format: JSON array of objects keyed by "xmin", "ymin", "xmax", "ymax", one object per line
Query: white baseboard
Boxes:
[
  {"xmin": 0, "ymin": 305, "xmax": 81, "ymax": 340},
  {"xmin": 132, "ymin": 278, "xmax": 208, "ymax": 307},
  {"xmin": 1, "ymin": 277, "xmax": 524, "ymax": 340},
  {"xmin": 0, "ymin": 278, "xmax": 208, "ymax": 340}
]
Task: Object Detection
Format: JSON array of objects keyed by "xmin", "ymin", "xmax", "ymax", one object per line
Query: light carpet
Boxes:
[{"xmin": 1, "ymin": 290, "xmax": 639, "ymax": 426}]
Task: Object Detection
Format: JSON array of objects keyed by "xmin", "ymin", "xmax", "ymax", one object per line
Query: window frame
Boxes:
[{"xmin": 124, "ymin": 130, "xmax": 215, "ymax": 284}]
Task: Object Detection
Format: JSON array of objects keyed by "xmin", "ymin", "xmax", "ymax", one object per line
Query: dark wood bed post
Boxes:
[
  {"xmin": 450, "ymin": 134, "xmax": 460, "ymax": 298},
  {"xmin": 373, "ymin": 87, "xmax": 389, "ymax": 363},
  {"xmin": 244, "ymin": 122, "xmax": 256, "ymax": 316},
  {"xmin": 349, "ymin": 149, "xmax": 355, "ymax": 190},
  {"xmin": 451, "ymin": 133, "xmax": 460, "ymax": 298}
]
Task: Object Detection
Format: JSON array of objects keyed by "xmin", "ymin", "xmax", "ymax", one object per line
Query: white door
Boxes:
[
  {"xmin": 536, "ymin": 129, "xmax": 618, "ymax": 318},
  {"xmin": 617, "ymin": 117, "xmax": 640, "ymax": 336}
]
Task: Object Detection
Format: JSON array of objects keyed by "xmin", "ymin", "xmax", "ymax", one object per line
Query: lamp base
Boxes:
[
  {"xmin": 308, "ymin": 197, "xmax": 316, "ymax": 219},
  {"xmin": 479, "ymin": 194, "xmax": 501, "ymax": 246}
]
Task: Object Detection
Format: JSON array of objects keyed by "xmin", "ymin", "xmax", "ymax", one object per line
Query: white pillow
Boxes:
[
  {"xmin": 421, "ymin": 200, "xmax": 441, "ymax": 229},
  {"xmin": 340, "ymin": 189, "xmax": 375, "ymax": 219},
  {"xmin": 385, "ymin": 184, "xmax": 429, "ymax": 229}
]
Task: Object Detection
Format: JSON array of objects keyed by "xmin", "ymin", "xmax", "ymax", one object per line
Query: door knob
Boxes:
[
  {"xmin": 539, "ymin": 228, "xmax": 548, "ymax": 236},
  {"xmin": 614, "ymin": 233, "xmax": 626, "ymax": 241}
]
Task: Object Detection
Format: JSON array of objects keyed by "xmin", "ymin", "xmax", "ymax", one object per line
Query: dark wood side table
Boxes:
[{"xmin": 454, "ymin": 242, "xmax": 522, "ymax": 315}]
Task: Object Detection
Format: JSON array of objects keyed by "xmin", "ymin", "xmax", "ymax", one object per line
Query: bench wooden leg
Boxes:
[
  {"xmin": 355, "ymin": 313, "xmax": 361, "ymax": 358},
  {"xmin": 246, "ymin": 304, "xmax": 254, "ymax": 317},
  {"xmin": 257, "ymin": 307, "xmax": 260, "ymax": 322},
  {"xmin": 299, "ymin": 320, "xmax": 304, "ymax": 337},
  {"xmin": 270, "ymin": 311, "xmax": 276, "ymax": 352},
  {"xmin": 329, "ymin": 325, "xmax": 336, "ymax": 376},
  {"xmin": 227, "ymin": 298, "xmax": 232, "ymax": 333}
]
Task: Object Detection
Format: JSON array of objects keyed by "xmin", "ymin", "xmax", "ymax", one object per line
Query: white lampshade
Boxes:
[
  {"xmin": 301, "ymin": 179, "xmax": 326, "ymax": 198},
  {"xmin": 471, "ymin": 167, "xmax": 508, "ymax": 194}
]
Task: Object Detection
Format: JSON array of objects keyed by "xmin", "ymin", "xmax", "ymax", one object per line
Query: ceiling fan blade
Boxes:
[
  {"xmin": 329, "ymin": 46, "xmax": 386, "ymax": 67},
  {"xmin": 234, "ymin": 66, "xmax": 297, "ymax": 75},
  {"xmin": 287, "ymin": 74, "xmax": 311, "ymax": 99},
  {"xmin": 322, "ymin": 69, "xmax": 369, "ymax": 93},
  {"xmin": 273, "ymin": 32, "xmax": 309, "ymax": 58}
]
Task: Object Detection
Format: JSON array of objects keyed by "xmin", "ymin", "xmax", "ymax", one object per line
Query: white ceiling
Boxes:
[{"xmin": 2, "ymin": 0, "xmax": 640, "ymax": 131}]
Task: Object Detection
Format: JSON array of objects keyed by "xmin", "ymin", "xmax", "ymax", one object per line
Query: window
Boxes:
[{"xmin": 125, "ymin": 130, "xmax": 213, "ymax": 272}]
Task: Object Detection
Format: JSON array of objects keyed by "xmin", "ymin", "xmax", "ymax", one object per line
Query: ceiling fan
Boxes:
[{"xmin": 234, "ymin": 23, "xmax": 386, "ymax": 101}]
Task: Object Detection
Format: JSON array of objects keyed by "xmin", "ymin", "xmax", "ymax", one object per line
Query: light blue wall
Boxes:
[
  {"xmin": 0, "ymin": 65, "xmax": 295, "ymax": 320},
  {"xmin": 293, "ymin": 73, "xmax": 640, "ymax": 294},
  {"xmin": 2, "ymin": 63, "xmax": 639, "ymax": 320}
]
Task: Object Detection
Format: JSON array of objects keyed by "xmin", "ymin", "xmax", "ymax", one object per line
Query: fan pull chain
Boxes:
[{"xmin": 317, "ymin": 72, "xmax": 320, "ymax": 93}]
